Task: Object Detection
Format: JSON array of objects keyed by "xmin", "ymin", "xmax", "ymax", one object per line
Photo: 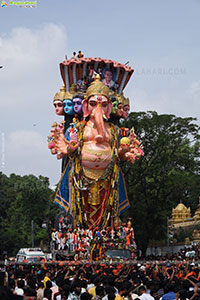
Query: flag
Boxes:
[
  {"xmin": 118, "ymin": 167, "xmax": 130, "ymax": 214},
  {"xmin": 54, "ymin": 163, "xmax": 70, "ymax": 211}
]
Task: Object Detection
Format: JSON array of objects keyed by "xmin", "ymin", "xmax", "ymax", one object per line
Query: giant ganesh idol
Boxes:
[{"xmin": 48, "ymin": 56, "xmax": 143, "ymax": 229}]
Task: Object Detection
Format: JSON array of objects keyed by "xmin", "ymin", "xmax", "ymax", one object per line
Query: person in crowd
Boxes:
[
  {"xmin": 161, "ymin": 284, "xmax": 177, "ymax": 300},
  {"xmin": 115, "ymin": 283, "xmax": 128, "ymax": 300},
  {"xmin": 43, "ymin": 288, "xmax": 52, "ymax": 300},
  {"xmin": 36, "ymin": 281, "xmax": 44, "ymax": 300},
  {"xmin": 69, "ymin": 279, "xmax": 83, "ymax": 300},
  {"xmin": 14, "ymin": 279, "xmax": 24, "ymax": 297},
  {"xmin": 138, "ymin": 286, "xmax": 155, "ymax": 300}
]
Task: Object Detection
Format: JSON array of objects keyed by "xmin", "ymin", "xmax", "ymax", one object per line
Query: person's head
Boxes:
[
  {"xmin": 81, "ymin": 292, "xmax": 93, "ymax": 300},
  {"xmin": 117, "ymin": 283, "xmax": 127, "ymax": 296},
  {"xmin": 104, "ymin": 70, "xmax": 113, "ymax": 83},
  {"xmin": 37, "ymin": 281, "xmax": 44, "ymax": 289},
  {"xmin": 93, "ymin": 277, "xmax": 100, "ymax": 287},
  {"xmin": 138, "ymin": 286, "xmax": 147, "ymax": 295},
  {"xmin": 27, "ymin": 277, "xmax": 36, "ymax": 289},
  {"xmin": 61, "ymin": 290, "xmax": 68, "ymax": 300},
  {"xmin": 44, "ymin": 288, "xmax": 52, "ymax": 300},
  {"xmin": 150, "ymin": 288, "xmax": 159, "ymax": 300},
  {"xmin": 108, "ymin": 294, "xmax": 115, "ymax": 300},
  {"xmin": 17, "ymin": 279, "xmax": 25, "ymax": 289},
  {"xmin": 96, "ymin": 286, "xmax": 105, "ymax": 298},
  {"xmin": 46, "ymin": 280, "xmax": 52, "ymax": 289},
  {"xmin": 72, "ymin": 279, "xmax": 82, "ymax": 296},
  {"xmin": 42, "ymin": 271, "xmax": 48, "ymax": 281},
  {"xmin": 165, "ymin": 283, "xmax": 176, "ymax": 293},
  {"xmin": 106, "ymin": 276, "xmax": 115, "ymax": 287},
  {"xmin": 8, "ymin": 278, "xmax": 15, "ymax": 289},
  {"xmin": 105, "ymin": 286, "xmax": 116, "ymax": 295},
  {"xmin": 176, "ymin": 289, "xmax": 188, "ymax": 300}
]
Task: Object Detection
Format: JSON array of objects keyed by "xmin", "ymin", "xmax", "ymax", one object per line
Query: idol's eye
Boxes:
[
  {"xmin": 67, "ymin": 102, "xmax": 72, "ymax": 106},
  {"xmin": 54, "ymin": 103, "xmax": 63, "ymax": 107},
  {"xmin": 102, "ymin": 102, "xmax": 108, "ymax": 107},
  {"xmin": 74, "ymin": 101, "xmax": 82, "ymax": 106},
  {"xmin": 89, "ymin": 101, "xmax": 97, "ymax": 107}
]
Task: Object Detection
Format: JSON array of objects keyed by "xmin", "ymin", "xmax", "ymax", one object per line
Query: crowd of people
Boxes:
[
  {"xmin": 2, "ymin": 258, "xmax": 200, "ymax": 300},
  {"xmin": 51, "ymin": 218, "xmax": 136, "ymax": 260},
  {"xmin": 140, "ymin": 244, "xmax": 200, "ymax": 262}
]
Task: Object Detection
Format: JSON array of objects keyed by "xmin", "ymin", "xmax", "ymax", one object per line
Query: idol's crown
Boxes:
[{"xmin": 86, "ymin": 74, "xmax": 110, "ymax": 101}]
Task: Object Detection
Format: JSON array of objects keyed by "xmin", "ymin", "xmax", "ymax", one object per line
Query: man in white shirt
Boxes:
[{"xmin": 138, "ymin": 286, "xmax": 154, "ymax": 300}]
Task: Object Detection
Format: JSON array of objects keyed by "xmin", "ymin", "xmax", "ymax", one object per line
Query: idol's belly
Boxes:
[{"xmin": 81, "ymin": 142, "xmax": 112, "ymax": 170}]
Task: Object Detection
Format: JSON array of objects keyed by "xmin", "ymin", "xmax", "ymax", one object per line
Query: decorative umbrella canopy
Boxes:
[{"xmin": 60, "ymin": 57, "xmax": 134, "ymax": 96}]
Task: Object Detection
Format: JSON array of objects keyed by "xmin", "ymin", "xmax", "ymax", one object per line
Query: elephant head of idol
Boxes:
[{"xmin": 82, "ymin": 75, "xmax": 113, "ymax": 143}]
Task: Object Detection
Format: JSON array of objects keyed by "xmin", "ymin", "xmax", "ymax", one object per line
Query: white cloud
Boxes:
[
  {"xmin": 128, "ymin": 88, "xmax": 151, "ymax": 112},
  {"xmin": 0, "ymin": 23, "xmax": 68, "ymax": 111},
  {"xmin": 126, "ymin": 75, "xmax": 200, "ymax": 124},
  {"xmin": 0, "ymin": 23, "xmax": 67, "ymax": 76},
  {"xmin": 3, "ymin": 130, "xmax": 61, "ymax": 184},
  {"xmin": 8, "ymin": 130, "xmax": 45, "ymax": 152},
  {"xmin": 0, "ymin": 24, "xmax": 69, "ymax": 185}
]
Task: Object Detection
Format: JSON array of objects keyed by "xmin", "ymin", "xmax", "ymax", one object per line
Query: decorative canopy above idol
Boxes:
[{"xmin": 59, "ymin": 57, "xmax": 134, "ymax": 96}]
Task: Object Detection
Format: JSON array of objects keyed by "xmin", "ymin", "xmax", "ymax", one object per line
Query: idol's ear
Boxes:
[
  {"xmin": 105, "ymin": 102, "xmax": 113, "ymax": 119},
  {"xmin": 82, "ymin": 99, "xmax": 89, "ymax": 118}
]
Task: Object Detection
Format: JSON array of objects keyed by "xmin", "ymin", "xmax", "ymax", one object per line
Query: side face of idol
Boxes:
[
  {"xmin": 54, "ymin": 100, "xmax": 64, "ymax": 115},
  {"xmin": 123, "ymin": 105, "xmax": 130, "ymax": 119},
  {"xmin": 111, "ymin": 99, "xmax": 118, "ymax": 114},
  {"xmin": 116, "ymin": 103, "xmax": 124, "ymax": 118},
  {"xmin": 63, "ymin": 99, "xmax": 74, "ymax": 115}
]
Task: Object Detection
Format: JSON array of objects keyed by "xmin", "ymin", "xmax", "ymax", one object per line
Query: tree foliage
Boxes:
[
  {"xmin": 0, "ymin": 173, "xmax": 59, "ymax": 256},
  {"xmin": 121, "ymin": 111, "xmax": 200, "ymax": 254}
]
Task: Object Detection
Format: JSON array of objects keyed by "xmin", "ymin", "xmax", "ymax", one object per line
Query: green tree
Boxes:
[
  {"xmin": 121, "ymin": 111, "xmax": 200, "ymax": 254},
  {"xmin": 0, "ymin": 173, "xmax": 58, "ymax": 256}
]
